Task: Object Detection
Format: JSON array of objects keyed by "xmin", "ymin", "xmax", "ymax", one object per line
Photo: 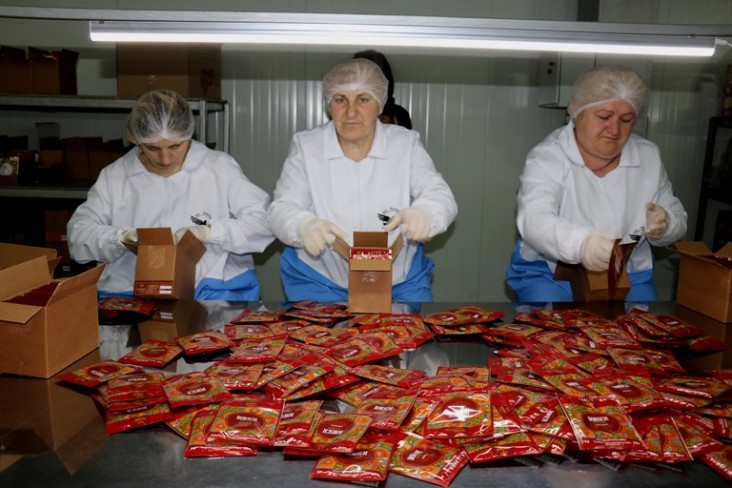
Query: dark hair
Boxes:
[{"xmin": 353, "ymin": 49, "xmax": 395, "ymax": 101}]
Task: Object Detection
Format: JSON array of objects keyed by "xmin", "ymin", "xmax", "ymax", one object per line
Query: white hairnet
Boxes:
[
  {"xmin": 568, "ymin": 65, "xmax": 648, "ymax": 119},
  {"xmin": 322, "ymin": 58, "xmax": 389, "ymax": 112},
  {"xmin": 124, "ymin": 90, "xmax": 195, "ymax": 145}
]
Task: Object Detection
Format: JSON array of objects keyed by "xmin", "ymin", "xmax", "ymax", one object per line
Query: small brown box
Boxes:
[
  {"xmin": 0, "ymin": 46, "xmax": 32, "ymax": 94},
  {"xmin": 674, "ymin": 241, "xmax": 732, "ymax": 323},
  {"xmin": 333, "ymin": 231, "xmax": 404, "ymax": 313},
  {"xmin": 29, "ymin": 47, "xmax": 78, "ymax": 95},
  {"xmin": 116, "ymin": 43, "xmax": 221, "ymax": 99},
  {"xmin": 88, "ymin": 139, "xmax": 127, "ymax": 181},
  {"xmin": 63, "ymin": 137, "xmax": 102, "ymax": 181}
]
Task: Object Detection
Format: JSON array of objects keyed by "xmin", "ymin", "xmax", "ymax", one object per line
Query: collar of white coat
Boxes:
[
  {"xmin": 564, "ymin": 119, "xmax": 641, "ymax": 170},
  {"xmin": 323, "ymin": 120, "xmax": 388, "ymax": 161}
]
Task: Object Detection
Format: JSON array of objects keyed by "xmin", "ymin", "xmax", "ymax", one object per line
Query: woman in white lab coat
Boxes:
[
  {"xmin": 268, "ymin": 58, "xmax": 457, "ymax": 304},
  {"xmin": 67, "ymin": 90, "xmax": 274, "ymax": 300},
  {"xmin": 506, "ymin": 65, "xmax": 687, "ymax": 304}
]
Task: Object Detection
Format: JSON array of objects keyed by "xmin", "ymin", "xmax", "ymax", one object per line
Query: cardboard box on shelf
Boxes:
[
  {"xmin": 89, "ymin": 139, "xmax": 127, "ymax": 181},
  {"xmin": 29, "ymin": 47, "xmax": 79, "ymax": 95},
  {"xmin": 333, "ymin": 231, "xmax": 404, "ymax": 313},
  {"xmin": 116, "ymin": 44, "xmax": 221, "ymax": 99},
  {"xmin": 674, "ymin": 241, "xmax": 732, "ymax": 323},
  {"xmin": 0, "ymin": 46, "xmax": 32, "ymax": 94},
  {"xmin": 124, "ymin": 228, "xmax": 206, "ymax": 300},
  {"xmin": 0, "ymin": 243, "xmax": 104, "ymax": 378},
  {"xmin": 63, "ymin": 136, "xmax": 102, "ymax": 181},
  {"xmin": 554, "ymin": 240, "xmax": 636, "ymax": 302}
]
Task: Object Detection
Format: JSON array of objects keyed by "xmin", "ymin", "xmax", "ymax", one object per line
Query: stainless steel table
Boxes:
[{"xmin": 1, "ymin": 301, "xmax": 730, "ymax": 487}]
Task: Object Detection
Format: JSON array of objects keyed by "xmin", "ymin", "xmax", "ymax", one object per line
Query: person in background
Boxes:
[
  {"xmin": 68, "ymin": 90, "xmax": 275, "ymax": 300},
  {"xmin": 268, "ymin": 58, "xmax": 457, "ymax": 304},
  {"xmin": 506, "ymin": 65, "xmax": 687, "ymax": 304},
  {"xmin": 353, "ymin": 49, "xmax": 413, "ymax": 129}
]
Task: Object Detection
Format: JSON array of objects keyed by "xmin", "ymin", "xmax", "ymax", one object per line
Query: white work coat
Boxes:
[
  {"xmin": 67, "ymin": 140, "xmax": 275, "ymax": 296},
  {"xmin": 516, "ymin": 121, "xmax": 687, "ymax": 274},
  {"xmin": 268, "ymin": 121, "xmax": 458, "ymax": 289}
]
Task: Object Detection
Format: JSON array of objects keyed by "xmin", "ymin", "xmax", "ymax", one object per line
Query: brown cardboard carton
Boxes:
[
  {"xmin": 138, "ymin": 299, "xmax": 209, "ymax": 343},
  {"xmin": 29, "ymin": 47, "xmax": 79, "ymax": 95},
  {"xmin": 0, "ymin": 46, "xmax": 32, "ymax": 94},
  {"xmin": 0, "ymin": 243, "xmax": 104, "ymax": 378},
  {"xmin": 116, "ymin": 44, "xmax": 221, "ymax": 98},
  {"xmin": 126, "ymin": 227, "xmax": 206, "ymax": 300},
  {"xmin": 63, "ymin": 137, "xmax": 102, "ymax": 181},
  {"xmin": 333, "ymin": 231, "xmax": 404, "ymax": 313},
  {"xmin": 88, "ymin": 139, "xmax": 126, "ymax": 181},
  {"xmin": 674, "ymin": 241, "xmax": 732, "ymax": 323},
  {"xmin": 554, "ymin": 241, "xmax": 635, "ymax": 302}
]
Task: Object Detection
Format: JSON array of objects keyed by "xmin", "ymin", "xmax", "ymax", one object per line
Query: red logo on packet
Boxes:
[
  {"xmin": 334, "ymin": 449, "xmax": 375, "ymax": 464},
  {"xmin": 334, "ymin": 345, "xmax": 362, "ymax": 360},
  {"xmin": 226, "ymin": 413, "xmax": 265, "ymax": 429},
  {"xmin": 581, "ymin": 413, "xmax": 621, "ymax": 433},
  {"xmin": 318, "ymin": 418, "xmax": 354, "ymax": 438},
  {"xmin": 401, "ymin": 447, "xmax": 443, "ymax": 466},
  {"xmin": 141, "ymin": 347, "xmax": 168, "ymax": 358}
]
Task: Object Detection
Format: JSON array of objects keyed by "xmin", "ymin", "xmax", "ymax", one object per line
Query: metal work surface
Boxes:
[{"xmin": 1, "ymin": 301, "xmax": 730, "ymax": 487}]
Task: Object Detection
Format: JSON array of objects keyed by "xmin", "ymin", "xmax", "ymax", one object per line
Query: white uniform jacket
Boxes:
[
  {"xmin": 516, "ymin": 121, "xmax": 687, "ymax": 274},
  {"xmin": 268, "ymin": 120, "xmax": 458, "ymax": 288},
  {"xmin": 67, "ymin": 140, "xmax": 275, "ymax": 296}
]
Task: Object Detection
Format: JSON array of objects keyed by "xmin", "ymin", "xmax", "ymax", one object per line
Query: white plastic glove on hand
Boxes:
[
  {"xmin": 645, "ymin": 202, "xmax": 669, "ymax": 240},
  {"xmin": 174, "ymin": 225, "xmax": 211, "ymax": 244},
  {"xmin": 383, "ymin": 206, "xmax": 432, "ymax": 242},
  {"xmin": 579, "ymin": 234, "xmax": 615, "ymax": 272},
  {"xmin": 121, "ymin": 228, "xmax": 138, "ymax": 244},
  {"xmin": 301, "ymin": 218, "xmax": 347, "ymax": 257}
]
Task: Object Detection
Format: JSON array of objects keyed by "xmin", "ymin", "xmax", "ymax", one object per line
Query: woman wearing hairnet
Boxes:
[
  {"xmin": 506, "ymin": 65, "xmax": 687, "ymax": 303},
  {"xmin": 268, "ymin": 58, "xmax": 457, "ymax": 304},
  {"xmin": 68, "ymin": 90, "xmax": 275, "ymax": 300}
]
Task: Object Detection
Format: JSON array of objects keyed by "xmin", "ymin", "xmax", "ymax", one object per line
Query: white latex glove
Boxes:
[
  {"xmin": 645, "ymin": 202, "xmax": 669, "ymax": 240},
  {"xmin": 121, "ymin": 228, "xmax": 138, "ymax": 245},
  {"xmin": 383, "ymin": 206, "xmax": 432, "ymax": 242},
  {"xmin": 174, "ymin": 225, "xmax": 211, "ymax": 244},
  {"xmin": 301, "ymin": 218, "xmax": 347, "ymax": 257},
  {"xmin": 579, "ymin": 234, "xmax": 615, "ymax": 272}
]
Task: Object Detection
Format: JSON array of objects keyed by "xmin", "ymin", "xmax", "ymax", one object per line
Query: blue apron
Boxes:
[
  {"xmin": 280, "ymin": 244, "xmax": 434, "ymax": 306},
  {"xmin": 506, "ymin": 239, "xmax": 656, "ymax": 304}
]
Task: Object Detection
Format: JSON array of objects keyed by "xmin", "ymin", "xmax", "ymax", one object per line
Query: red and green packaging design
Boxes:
[
  {"xmin": 101, "ymin": 399, "xmax": 171, "ymax": 434},
  {"xmin": 423, "ymin": 305, "xmax": 504, "ymax": 327},
  {"xmin": 654, "ymin": 375, "xmax": 731, "ymax": 399},
  {"xmin": 389, "ymin": 431, "xmax": 469, "ymax": 487},
  {"xmin": 354, "ymin": 387, "xmax": 418, "ymax": 430},
  {"xmin": 176, "ymin": 330, "xmax": 233, "ymax": 356},
  {"xmin": 283, "ymin": 307, "xmax": 347, "ymax": 327},
  {"xmin": 352, "ymin": 363, "xmax": 426, "ymax": 388},
  {"xmin": 165, "ymin": 404, "xmax": 220, "ymax": 439},
  {"xmin": 229, "ymin": 308, "xmax": 283, "ymax": 324},
  {"xmin": 625, "ymin": 310, "xmax": 703, "ymax": 340},
  {"xmin": 162, "ymin": 372, "xmax": 232, "ymax": 408},
  {"xmin": 489, "ymin": 392, "xmax": 525, "ymax": 439},
  {"xmin": 401, "ymin": 396, "xmax": 441, "ymax": 433},
  {"xmin": 580, "ymin": 374, "xmax": 667, "ymax": 413},
  {"xmin": 264, "ymin": 357, "xmax": 335, "ymax": 399},
  {"xmin": 606, "ymin": 347, "xmax": 667, "ymax": 376},
  {"xmin": 310, "ymin": 430, "xmax": 396, "ymax": 483},
  {"xmin": 674, "ymin": 417, "xmax": 726, "ymax": 457},
  {"xmin": 118, "ymin": 340, "xmax": 182, "ymax": 368},
  {"xmin": 225, "ymin": 334, "xmax": 287, "ymax": 363},
  {"xmin": 275, "ymin": 400, "xmax": 323, "ymax": 447},
  {"xmin": 577, "ymin": 323, "xmax": 642, "ymax": 350},
  {"xmin": 268, "ymin": 319, "xmax": 313, "ymax": 335},
  {"xmin": 255, "ymin": 355, "xmax": 307, "ymax": 389},
  {"xmin": 428, "ymin": 323, "xmax": 491, "ymax": 336},
  {"xmin": 559, "ymin": 396, "xmax": 645, "ymax": 451},
  {"xmin": 328, "ymin": 381, "xmax": 401, "ymax": 407},
  {"xmin": 205, "ymin": 362, "xmax": 263, "ymax": 391},
  {"xmin": 97, "ymin": 371, "xmax": 166, "ymax": 403},
  {"xmin": 206, "ymin": 399, "xmax": 284, "ymax": 446},
  {"xmin": 359, "ymin": 324, "xmax": 435, "ymax": 350},
  {"xmin": 184, "ymin": 409, "xmax": 257, "ymax": 458},
  {"xmin": 58, "ymin": 360, "xmax": 142, "ymax": 388},
  {"xmin": 357, "ymin": 331, "xmax": 404, "ymax": 359},
  {"xmin": 422, "ymin": 390, "xmax": 493, "ymax": 441},
  {"xmin": 224, "ymin": 322, "xmax": 275, "ymax": 342},
  {"xmin": 513, "ymin": 311, "xmax": 566, "ymax": 330},
  {"xmin": 701, "ymin": 444, "xmax": 732, "ymax": 482},
  {"xmin": 436, "ymin": 366, "xmax": 492, "ymax": 387},
  {"xmin": 287, "ymin": 300, "xmax": 350, "ymax": 316},
  {"xmin": 416, "ymin": 375, "xmax": 474, "ymax": 396},
  {"xmin": 625, "ymin": 412, "xmax": 692, "ymax": 463},
  {"xmin": 686, "ymin": 335, "xmax": 727, "ymax": 353},
  {"xmin": 495, "ymin": 367, "xmax": 555, "ymax": 392},
  {"xmin": 308, "ymin": 413, "xmax": 373, "ymax": 453},
  {"xmin": 325, "ymin": 334, "xmax": 402, "ymax": 368},
  {"xmin": 288, "ymin": 324, "xmax": 358, "ymax": 347},
  {"xmin": 482, "ymin": 323, "xmax": 543, "ymax": 342},
  {"xmin": 461, "ymin": 431, "xmax": 543, "ymax": 464},
  {"xmin": 284, "ymin": 362, "xmax": 360, "ymax": 401}
]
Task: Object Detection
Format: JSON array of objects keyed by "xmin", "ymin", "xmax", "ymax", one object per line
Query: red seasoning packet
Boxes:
[
  {"xmin": 101, "ymin": 400, "xmax": 171, "ymax": 435},
  {"xmin": 162, "ymin": 372, "xmax": 232, "ymax": 408},
  {"xmin": 701, "ymin": 444, "xmax": 732, "ymax": 482},
  {"xmin": 176, "ymin": 330, "xmax": 233, "ymax": 356},
  {"xmin": 207, "ymin": 399, "xmax": 284, "ymax": 446},
  {"xmin": 308, "ymin": 413, "xmax": 373, "ymax": 453},
  {"xmin": 423, "ymin": 305, "xmax": 504, "ymax": 327},
  {"xmin": 184, "ymin": 409, "xmax": 257, "ymax": 458},
  {"xmin": 354, "ymin": 387, "xmax": 419, "ymax": 430},
  {"xmin": 205, "ymin": 362, "xmax": 263, "ymax": 391},
  {"xmin": 58, "ymin": 360, "xmax": 142, "ymax": 388},
  {"xmin": 224, "ymin": 322, "xmax": 275, "ymax": 342},
  {"xmin": 560, "ymin": 395, "xmax": 645, "ymax": 451},
  {"xmin": 118, "ymin": 340, "xmax": 182, "ymax": 368},
  {"xmin": 389, "ymin": 431, "xmax": 469, "ymax": 488},
  {"xmin": 229, "ymin": 308, "xmax": 283, "ymax": 324},
  {"xmin": 310, "ymin": 430, "xmax": 397, "ymax": 484}
]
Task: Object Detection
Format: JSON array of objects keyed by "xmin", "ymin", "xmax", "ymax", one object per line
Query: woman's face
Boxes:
[
  {"xmin": 138, "ymin": 139, "xmax": 190, "ymax": 176},
  {"xmin": 574, "ymin": 99, "xmax": 636, "ymax": 172},
  {"xmin": 329, "ymin": 89, "xmax": 380, "ymax": 147}
]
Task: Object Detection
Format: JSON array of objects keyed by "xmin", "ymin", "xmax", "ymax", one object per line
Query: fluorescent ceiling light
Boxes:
[{"xmin": 89, "ymin": 14, "xmax": 719, "ymax": 57}]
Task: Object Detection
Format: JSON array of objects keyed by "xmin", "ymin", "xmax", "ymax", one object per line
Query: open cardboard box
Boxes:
[
  {"xmin": 554, "ymin": 240, "xmax": 636, "ymax": 302},
  {"xmin": 138, "ymin": 299, "xmax": 209, "ymax": 343},
  {"xmin": 0, "ymin": 243, "xmax": 104, "ymax": 378},
  {"xmin": 124, "ymin": 227, "xmax": 206, "ymax": 300},
  {"xmin": 674, "ymin": 241, "xmax": 732, "ymax": 323},
  {"xmin": 333, "ymin": 231, "xmax": 404, "ymax": 313}
]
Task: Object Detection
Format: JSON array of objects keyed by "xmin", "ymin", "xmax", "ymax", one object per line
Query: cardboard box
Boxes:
[
  {"xmin": 125, "ymin": 228, "xmax": 206, "ymax": 300},
  {"xmin": 116, "ymin": 44, "xmax": 221, "ymax": 99},
  {"xmin": 554, "ymin": 241, "xmax": 635, "ymax": 302},
  {"xmin": 0, "ymin": 243, "xmax": 104, "ymax": 378},
  {"xmin": 89, "ymin": 139, "xmax": 127, "ymax": 181},
  {"xmin": 62, "ymin": 137, "xmax": 103, "ymax": 180},
  {"xmin": 333, "ymin": 231, "xmax": 404, "ymax": 313},
  {"xmin": 674, "ymin": 305, "xmax": 732, "ymax": 371},
  {"xmin": 29, "ymin": 47, "xmax": 79, "ymax": 95},
  {"xmin": 674, "ymin": 241, "xmax": 732, "ymax": 323},
  {"xmin": 138, "ymin": 299, "xmax": 209, "ymax": 343},
  {"xmin": 0, "ymin": 46, "xmax": 32, "ymax": 94}
]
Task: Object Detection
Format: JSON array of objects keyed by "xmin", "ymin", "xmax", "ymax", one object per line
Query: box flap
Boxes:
[
  {"xmin": 47, "ymin": 264, "xmax": 105, "ymax": 305},
  {"xmin": 0, "ymin": 301, "xmax": 42, "ymax": 324},
  {"xmin": 137, "ymin": 227, "xmax": 174, "ymax": 245},
  {"xmin": 0, "ymin": 255, "xmax": 51, "ymax": 301},
  {"xmin": 177, "ymin": 229, "xmax": 206, "ymax": 265},
  {"xmin": 0, "ymin": 242, "xmax": 56, "ymax": 269},
  {"xmin": 353, "ymin": 231, "xmax": 388, "ymax": 248},
  {"xmin": 717, "ymin": 242, "xmax": 732, "ymax": 259},
  {"xmin": 390, "ymin": 233, "xmax": 404, "ymax": 260},
  {"xmin": 332, "ymin": 236, "xmax": 351, "ymax": 260},
  {"xmin": 673, "ymin": 241, "xmax": 712, "ymax": 256}
]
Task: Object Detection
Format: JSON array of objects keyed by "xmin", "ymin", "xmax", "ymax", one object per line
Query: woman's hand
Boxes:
[
  {"xmin": 301, "ymin": 219, "xmax": 347, "ymax": 257},
  {"xmin": 580, "ymin": 234, "xmax": 615, "ymax": 272}
]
